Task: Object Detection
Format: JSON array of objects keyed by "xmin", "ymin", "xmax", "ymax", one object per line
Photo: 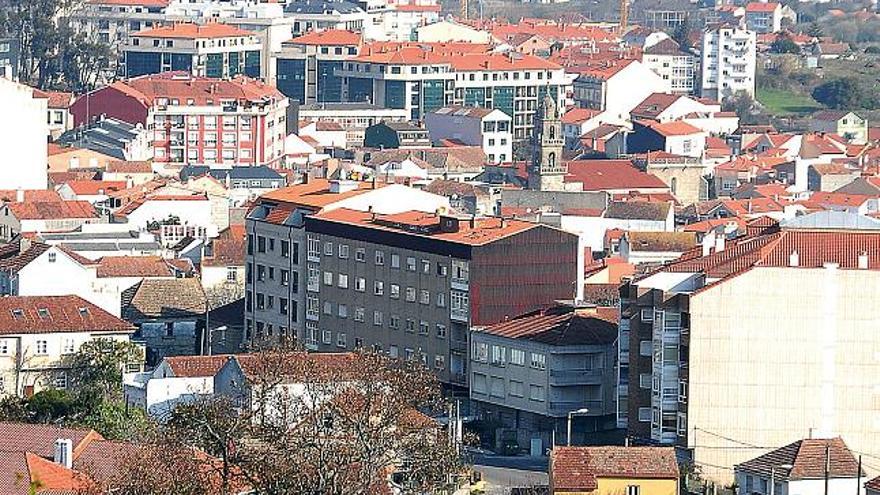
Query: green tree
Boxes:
[
  {"xmin": 27, "ymin": 389, "xmax": 78, "ymax": 422},
  {"xmin": 673, "ymin": 17, "xmax": 693, "ymax": 50},
  {"xmin": 771, "ymin": 36, "xmax": 800, "ymax": 54},
  {"xmin": 66, "ymin": 338, "xmax": 143, "ymax": 399},
  {"xmin": 812, "ymin": 77, "xmax": 873, "ymax": 109},
  {"xmin": 723, "ymin": 91, "xmax": 762, "ymax": 124},
  {"xmin": 808, "ymin": 21, "xmax": 824, "ymax": 38},
  {"xmin": 81, "ymin": 400, "xmax": 151, "ymax": 441}
]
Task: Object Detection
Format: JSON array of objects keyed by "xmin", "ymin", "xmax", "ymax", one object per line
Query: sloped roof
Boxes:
[
  {"xmin": 6, "ymin": 201, "xmax": 98, "ymax": 220},
  {"xmin": 604, "ymin": 201, "xmax": 670, "ymax": 221},
  {"xmin": 133, "ymin": 22, "xmax": 253, "ymax": 39},
  {"xmin": 288, "ymin": 29, "xmax": 361, "ymax": 45},
  {"xmin": 551, "ymin": 446, "xmax": 679, "ymax": 491},
  {"xmin": 478, "ymin": 306, "xmax": 617, "ymax": 346},
  {"xmin": 0, "ymin": 296, "xmax": 134, "ymax": 335},
  {"xmin": 96, "ymin": 256, "xmax": 176, "ymax": 278},
  {"xmin": 736, "ymin": 437, "xmax": 861, "ymax": 480},
  {"xmin": 0, "ymin": 422, "xmax": 102, "ymax": 458},
  {"xmin": 162, "ymin": 354, "xmax": 234, "ymax": 378},
  {"xmin": 124, "ymin": 278, "xmax": 207, "ymax": 319},
  {"xmin": 566, "ymin": 160, "xmax": 668, "ymax": 192},
  {"xmin": 625, "ymin": 231, "xmax": 695, "ymax": 252}
]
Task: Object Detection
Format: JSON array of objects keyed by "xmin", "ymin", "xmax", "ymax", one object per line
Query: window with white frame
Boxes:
[
  {"xmin": 510, "ymin": 348, "xmax": 525, "ymax": 366},
  {"xmin": 638, "ymin": 407, "xmax": 652, "ymax": 422},
  {"xmin": 639, "ymin": 340, "xmax": 652, "ymax": 356},
  {"xmin": 324, "ymin": 242, "xmax": 333, "ymax": 256},
  {"xmin": 472, "ymin": 342, "xmax": 488, "ymax": 362},
  {"xmin": 337, "ymin": 333, "xmax": 347, "ymax": 348},
  {"xmin": 529, "ymin": 384, "xmax": 544, "ymax": 401},
  {"xmin": 434, "ymin": 354, "xmax": 445, "ymax": 369},
  {"xmin": 337, "ymin": 274, "xmax": 348, "ymax": 289},
  {"xmin": 641, "ymin": 309, "xmax": 653, "ymax": 321},
  {"xmin": 374, "ymin": 311, "xmax": 383, "ymax": 326},
  {"xmin": 640, "ymin": 373, "xmax": 651, "ymax": 389},
  {"xmin": 374, "ymin": 281, "xmax": 384, "ymax": 296},
  {"xmin": 491, "ymin": 345, "xmax": 506, "ymax": 365},
  {"xmin": 436, "ymin": 292, "xmax": 446, "ymax": 307},
  {"xmin": 338, "ymin": 244, "xmax": 349, "ymax": 259},
  {"xmin": 390, "ymin": 284, "xmax": 400, "ymax": 299},
  {"xmin": 35, "ymin": 340, "xmax": 48, "ymax": 355},
  {"xmin": 62, "ymin": 339, "xmax": 75, "ymax": 354},
  {"xmin": 338, "ymin": 304, "xmax": 348, "ymax": 318},
  {"xmin": 322, "ymin": 330, "xmax": 332, "ymax": 344},
  {"xmin": 530, "ymin": 352, "xmax": 545, "ymax": 370},
  {"xmin": 626, "ymin": 485, "xmax": 640, "ymax": 495},
  {"xmin": 419, "ymin": 290, "xmax": 430, "ymax": 305},
  {"xmin": 436, "ymin": 324, "xmax": 446, "ymax": 338},
  {"xmin": 354, "ymin": 307, "xmax": 365, "ymax": 322},
  {"xmin": 406, "ymin": 257, "xmax": 416, "ymax": 271},
  {"xmin": 355, "ymin": 248, "xmax": 365, "ymax": 262},
  {"xmin": 391, "ymin": 253, "xmax": 400, "ymax": 268},
  {"xmin": 0, "ymin": 340, "xmax": 7, "ymax": 354},
  {"xmin": 405, "ymin": 287, "xmax": 416, "ymax": 302},
  {"xmin": 375, "ymin": 250, "xmax": 384, "ymax": 265},
  {"xmin": 355, "ymin": 278, "xmax": 366, "ymax": 292},
  {"xmin": 54, "ymin": 372, "xmax": 67, "ymax": 389}
]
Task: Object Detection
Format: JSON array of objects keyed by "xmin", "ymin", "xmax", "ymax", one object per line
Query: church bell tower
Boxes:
[{"xmin": 528, "ymin": 92, "xmax": 566, "ymax": 191}]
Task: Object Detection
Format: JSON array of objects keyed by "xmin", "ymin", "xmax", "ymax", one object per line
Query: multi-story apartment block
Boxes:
[
  {"xmin": 470, "ymin": 304, "xmax": 618, "ymax": 453},
  {"xmin": 337, "ymin": 43, "xmax": 567, "ymax": 152},
  {"xmin": 123, "ymin": 22, "xmax": 263, "ymax": 79},
  {"xmin": 0, "ymin": 37, "xmax": 20, "ymax": 80},
  {"xmin": 68, "ymin": 0, "xmax": 166, "ymax": 48},
  {"xmin": 276, "ymin": 29, "xmax": 361, "ymax": 104},
  {"xmin": 641, "ymin": 38, "xmax": 696, "ymax": 95},
  {"xmin": 424, "ymin": 106, "xmax": 513, "ymax": 164},
  {"xmin": 298, "ymin": 102, "xmax": 409, "ymax": 147},
  {"xmin": 618, "ymin": 211, "xmax": 880, "ymax": 483},
  {"xmin": 0, "ymin": 295, "xmax": 137, "ymax": 397},
  {"xmin": 300, "ymin": 208, "xmax": 578, "ymax": 388},
  {"xmin": 69, "ymin": 72, "xmax": 288, "ymax": 167},
  {"xmin": 571, "ymin": 59, "xmax": 669, "ymax": 124},
  {"xmin": 284, "ymin": 0, "xmax": 369, "ymax": 38},
  {"xmin": 700, "ymin": 26, "xmax": 756, "ymax": 101},
  {"xmin": 243, "ymin": 179, "xmax": 450, "ymax": 351}
]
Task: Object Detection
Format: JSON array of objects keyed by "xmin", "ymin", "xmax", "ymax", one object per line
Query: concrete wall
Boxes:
[{"xmin": 0, "ymin": 78, "xmax": 48, "ymax": 190}]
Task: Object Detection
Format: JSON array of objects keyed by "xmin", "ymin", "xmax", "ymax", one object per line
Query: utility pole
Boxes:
[
  {"xmin": 825, "ymin": 444, "xmax": 830, "ymax": 495},
  {"xmin": 857, "ymin": 455, "xmax": 862, "ymax": 495}
]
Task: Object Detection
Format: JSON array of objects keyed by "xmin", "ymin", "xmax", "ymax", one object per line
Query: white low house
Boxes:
[
  {"xmin": 424, "ymin": 106, "xmax": 513, "ymax": 164},
  {"xmin": 735, "ymin": 437, "xmax": 866, "ymax": 495},
  {"xmin": 124, "ymin": 354, "xmax": 232, "ymax": 419},
  {"xmin": 618, "ymin": 231, "xmax": 696, "ymax": 265}
]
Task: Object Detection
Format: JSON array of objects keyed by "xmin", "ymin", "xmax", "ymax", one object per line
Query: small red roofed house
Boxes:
[
  {"xmin": 565, "ymin": 159, "xmax": 670, "ymax": 195},
  {"xmin": 550, "ymin": 446, "xmax": 679, "ymax": 495},
  {"xmin": 628, "ymin": 119, "xmax": 707, "ymax": 159},
  {"xmin": 0, "ymin": 201, "xmax": 101, "ymax": 241}
]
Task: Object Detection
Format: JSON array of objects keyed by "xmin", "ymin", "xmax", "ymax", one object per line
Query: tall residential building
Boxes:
[
  {"xmin": 641, "ymin": 38, "xmax": 696, "ymax": 95},
  {"xmin": 69, "ymin": 72, "xmax": 288, "ymax": 167},
  {"xmin": 700, "ymin": 26, "xmax": 756, "ymax": 101},
  {"xmin": 275, "ymin": 29, "xmax": 361, "ymax": 105},
  {"xmin": 618, "ymin": 211, "xmax": 880, "ymax": 483},
  {"xmin": 0, "ymin": 38, "xmax": 20, "ymax": 80},
  {"xmin": 243, "ymin": 179, "xmax": 450, "ymax": 350},
  {"xmin": 300, "ymin": 208, "xmax": 578, "ymax": 388},
  {"xmin": 123, "ymin": 23, "xmax": 263, "ymax": 79}
]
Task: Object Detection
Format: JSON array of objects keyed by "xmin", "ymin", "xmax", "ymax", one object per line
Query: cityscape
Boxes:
[{"xmin": 0, "ymin": 0, "xmax": 879, "ymax": 491}]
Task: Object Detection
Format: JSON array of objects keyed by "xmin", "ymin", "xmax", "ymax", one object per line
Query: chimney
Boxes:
[
  {"xmin": 789, "ymin": 250, "xmax": 799, "ymax": 267},
  {"xmin": 714, "ymin": 232, "xmax": 725, "ymax": 253},
  {"xmin": 701, "ymin": 229, "xmax": 715, "ymax": 257},
  {"xmin": 15, "ymin": 188, "xmax": 24, "ymax": 203},
  {"xmin": 469, "ymin": 214, "xmax": 476, "ymax": 229},
  {"xmin": 858, "ymin": 251, "xmax": 869, "ymax": 270},
  {"xmin": 54, "ymin": 439, "xmax": 73, "ymax": 469}
]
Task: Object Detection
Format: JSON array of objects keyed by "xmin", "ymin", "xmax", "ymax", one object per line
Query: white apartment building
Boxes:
[
  {"xmin": 641, "ymin": 38, "xmax": 696, "ymax": 94},
  {"xmin": 424, "ymin": 106, "xmax": 513, "ymax": 164},
  {"xmin": 571, "ymin": 59, "xmax": 670, "ymax": 124},
  {"xmin": 0, "ymin": 295, "xmax": 137, "ymax": 397},
  {"xmin": 700, "ymin": 26, "xmax": 757, "ymax": 101},
  {"xmin": 0, "ymin": 78, "xmax": 48, "ymax": 190}
]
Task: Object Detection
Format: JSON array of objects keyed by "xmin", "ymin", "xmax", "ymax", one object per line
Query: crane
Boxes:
[
  {"xmin": 461, "ymin": 0, "xmax": 468, "ymax": 20},
  {"xmin": 618, "ymin": 0, "xmax": 629, "ymax": 35}
]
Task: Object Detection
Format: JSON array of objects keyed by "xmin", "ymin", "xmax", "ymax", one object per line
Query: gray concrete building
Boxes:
[{"xmin": 470, "ymin": 304, "xmax": 618, "ymax": 454}]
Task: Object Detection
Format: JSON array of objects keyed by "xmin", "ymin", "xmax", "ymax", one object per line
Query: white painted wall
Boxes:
[{"xmin": 0, "ymin": 78, "xmax": 48, "ymax": 190}]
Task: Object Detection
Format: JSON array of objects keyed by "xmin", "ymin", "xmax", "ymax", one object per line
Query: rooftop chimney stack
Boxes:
[
  {"xmin": 54, "ymin": 439, "xmax": 73, "ymax": 469},
  {"xmin": 858, "ymin": 251, "xmax": 869, "ymax": 270}
]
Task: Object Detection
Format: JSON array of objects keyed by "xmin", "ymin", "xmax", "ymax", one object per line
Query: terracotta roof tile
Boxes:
[
  {"xmin": 163, "ymin": 354, "xmax": 234, "ymax": 377},
  {"xmin": 62, "ymin": 180, "xmax": 128, "ymax": 195},
  {"xmin": 0, "ymin": 421, "xmax": 102, "ymax": 458},
  {"xmin": 551, "ymin": 446, "xmax": 678, "ymax": 491},
  {"xmin": 478, "ymin": 306, "xmax": 617, "ymax": 346},
  {"xmin": 6, "ymin": 200, "xmax": 97, "ymax": 221},
  {"xmin": 96, "ymin": 72, "xmax": 283, "ymax": 108},
  {"xmin": 562, "ymin": 107, "xmax": 601, "ymax": 125},
  {"xmin": 565, "ymin": 159, "xmax": 668, "ymax": 192},
  {"xmin": 202, "ymin": 237, "xmax": 245, "ymax": 267},
  {"xmin": 625, "ymin": 231, "xmax": 696, "ymax": 252},
  {"xmin": 636, "ymin": 119, "xmax": 703, "ymax": 137},
  {"xmin": 124, "ymin": 278, "xmax": 207, "ymax": 319},
  {"xmin": 258, "ymin": 179, "xmax": 375, "ymax": 210},
  {"xmin": 105, "ymin": 160, "xmax": 153, "ymax": 174},
  {"xmin": 133, "ymin": 22, "xmax": 253, "ymax": 39},
  {"xmin": 737, "ymin": 438, "xmax": 861, "ymax": 480},
  {"xmin": 95, "ymin": 255, "xmax": 176, "ymax": 278},
  {"xmin": 745, "ymin": 2, "xmax": 779, "ymax": 12},
  {"xmin": 0, "ymin": 296, "xmax": 134, "ymax": 335}
]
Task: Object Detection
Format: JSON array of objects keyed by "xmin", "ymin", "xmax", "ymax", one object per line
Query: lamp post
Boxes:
[
  {"xmin": 770, "ymin": 463, "xmax": 793, "ymax": 495},
  {"xmin": 566, "ymin": 408, "xmax": 590, "ymax": 447}
]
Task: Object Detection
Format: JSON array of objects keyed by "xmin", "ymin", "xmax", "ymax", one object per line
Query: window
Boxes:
[
  {"xmin": 406, "ymin": 257, "xmax": 416, "ymax": 271},
  {"xmin": 510, "ymin": 349, "xmax": 525, "ymax": 366},
  {"xmin": 472, "ymin": 342, "xmax": 488, "ymax": 362},
  {"xmin": 355, "ymin": 248, "xmax": 366, "ymax": 262},
  {"xmin": 389, "ymin": 315, "xmax": 400, "ymax": 329},
  {"xmin": 257, "ymin": 265, "xmax": 266, "ymax": 282},
  {"xmin": 338, "ymin": 274, "xmax": 348, "ymax": 289},
  {"xmin": 0, "ymin": 340, "xmax": 7, "ymax": 354},
  {"xmin": 626, "ymin": 486, "xmax": 640, "ymax": 495},
  {"xmin": 437, "ymin": 264, "xmax": 447, "ymax": 276},
  {"xmin": 419, "ymin": 321, "xmax": 429, "ymax": 334},
  {"xmin": 373, "ymin": 311, "xmax": 383, "ymax": 326},
  {"xmin": 324, "ymin": 242, "xmax": 333, "ymax": 256},
  {"xmin": 338, "ymin": 304, "xmax": 348, "ymax": 318},
  {"xmin": 389, "ymin": 345, "xmax": 399, "ymax": 358},
  {"xmin": 322, "ymin": 330, "xmax": 332, "ymax": 344},
  {"xmin": 337, "ymin": 333, "xmax": 347, "ymax": 348},
  {"xmin": 640, "ymin": 341, "xmax": 652, "ymax": 356},
  {"xmin": 491, "ymin": 345, "xmax": 506, "ymax": 365},
  {"xmin": 323, "ymin": 301, "xmax": 333, "ymax": 315},
  {"xmin": 421, "ymin": 259, "xmax": 430, "ymax": 273},
  {"xmin": 510, "ymin": 380, "xmax": 524, "ymax": 397},
  {"xmin": 338, "ymin": 244, "xmax": 349, "ymax": 259},
  {"xmin": 390, "ymin": 284, "xmax": 400, "ymax": 299},
  {"xmin": 405, "ymin": 319, "xmax": 415, "ymax": 333},
  {"xmin": 641, "ymin": 309, "xmax": 653, "ymax": 322},
  {"xmin": 391, "ymin": 254, "xmax": 400, "ymax": 269},
  {"xmin": 419, "ymin": 290, "xmax": 430, "ymax": 305},
  {"xmin": 323, "ymin": 271, "xmax": 334, "ymax": 286},
  {"xmin": 677, "ymin": 413, "xmax": 687, "ymax": 436},
  {"xmin": 280, "ymin": 298, "xmax": 289, "ymax": 315},
  {"xmin": 355, "ymin": 307, "xmax": 365, "ymax": 322},
  {"xmin": 436, "ymin": 292, "xmax": 446, "ymax": 307},
  {"xmin": 530, "ymin": 352, "xmax": 545, "ymax": 370},
  {"xmin": 436, "ymin": 324, "xmax": 446, "ymax": 338},
  {"xmin": 281, "ymin": 270, "xmax": 290, "ymax": 287},
  {"xmin": 679, "ymin": 380, "xmax": 688, "ymax": 402},
  {"xmin": 638, "ymin": 407, "xmax": 652, "ymax": 422},
  {"xmin": 640, "ymin": 373, "xmax": 651, "ymax": 389},
  {"xmin": 529, "ymin": 384, "xmax": 545, "ymax": 402},
  {"xmin": 48, "ymin": 252, "xmax": 56, "ymax": 263},
  {"xmin": 405, "ymin": 287, "xmax": 416, "ymax": 302},
  {"xmin": 375, "ymin": 250, "xmax": 384, "ymax": 265},
  {"xmin": 306, "ymin": 295, "xmax": 319, "ymax": 319},
  {"xmin": 308, "ymin": 237, "xmax": 320, "ymax": 259},
  {"xmin": 228, "ymin": 266, "xmax": 239, "ymax": 282},
  {"xmin": 54, "ymin": 372, "xmax": 67, "ymax": 390},
  {"xmin": 434, "ymin": 355, "xmax": 445, "ymax": 370},
  {"xmin": 355, "ymin": 278, "xmax": 366, "ymax": 292},
  {"xmin": 62, "ymin": 339, "xmax": 75, "ymax": 354},
  {"xmin": 257, "ymin": 236, "xmax": 266, "ymax": 253},
  {"xmin": 374, "ymin": 280, "xmax": 384, "ymax": 296},
  {"xmin": 281, "ymin": 240, "xmax": 290, "ymax": 258},
  {"xmin": 35, "ymin": 340, "xmax": 48, "ymax": 355}
]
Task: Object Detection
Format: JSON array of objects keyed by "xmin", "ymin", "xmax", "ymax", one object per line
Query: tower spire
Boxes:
[{"xmin": 528, "ymin": 89, "xmax": 566, "ymax": 191}]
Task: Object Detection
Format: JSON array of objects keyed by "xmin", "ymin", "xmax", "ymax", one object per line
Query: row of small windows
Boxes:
[
  {"xmin": 305, "ymin": 326, "xmax": 447, "ymax": 370},
  {"xmin": 248, "ymin": 235, "xmax": 297, "ymax": 260},
  {"xmin": 472, "ymin": 342, "xmax": 545, "ymax": 369},
  {"xmin": 307, "ymin": 237, "xmax": 468, "ymax": 280}
]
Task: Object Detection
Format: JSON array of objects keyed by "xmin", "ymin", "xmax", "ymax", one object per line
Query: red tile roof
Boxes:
[
  {"xmin": 562, "ymin": 107, "xmax": 600, "ymax": 125},
  {"xmin": 449, "ymin": 53, "xmax": 561, "ymax": 71},
  {"xmin": 288, "ymin": 29, "xmax": 362, "ymax": 45},
  {"xmin": 163, "ymin": 354, "xmax": 234, "ymax": 377},
  {"xmin": 0, "ymin": 421, "xmax": 103, "ymax": 458},
  {"xmin": 202, "ymin": 237, "xmax": 245, "ymax": 267},
  {"xmin": 32, "ymin": 89, "xmax": 75, "ymax": 108},
  {"xmin": 0, "ymin": 190, "xmax": 64, "ymax": 203},
  {"xmin": 569, "ymin": 59, "xmax": 636, "ymax": 80},
  {"xmin": 0, "ymin": 295, "xmax": 134, "ymax": 335},
  {"xmin": 736, "ymin": 438, "xmax": 861, "ymax": 480},
  {"xmin": 353, "ymin": 41, "xmax": 489, "ymax": 65},
  {"xmin": 565, "ymin": 159, "xmax": 668, "ymax": 192},
  {"xmin": 258, "ymin": 179, "xmax": 375, "ymax": 211},
  {"xmin": 630, "ymin": 93, "xmax": 683, "ymax": 120},
  {"xmin": 745, "ymin": 2, "xmax": 779, "ymax": 12},
  {"xmin": 62, "ymin": 180, "xmax": 128, "ymax": 195},
  {"xmin": 100, "ymin": 72, "xmax": 284, "ymax": 108},
  {"xmin": 105, "ymin": 160, "xmax": 153, "ymax": 174},
  {"xmin": 551, "ymin": 446, "xmax": 679, "ymax": 492},
  {"xmin": 6, "ymin": 200, "xmax": 98, "ymax": 220},
  {"xmin": 479, "ymin": 306, "xmax": 617, "ymax": 346},
  {"xmin": 133, "ymin": 22, "xmax": 253, "ymax": 39},
  {"xmin": 636, "ymin": 119, "xmax": 703, "ymax": 137},
  {"xmin": 96, "ymin": 255, "xmax": 177, "ymax": 278},
  {"xmin": 311, "ymin": 208, "xmax": 539, "ymax": 247}
]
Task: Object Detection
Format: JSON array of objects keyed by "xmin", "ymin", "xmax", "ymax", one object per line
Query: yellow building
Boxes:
[{"xmin": 549, "ymin": 446, "xmax": 679, "ymax": 495}]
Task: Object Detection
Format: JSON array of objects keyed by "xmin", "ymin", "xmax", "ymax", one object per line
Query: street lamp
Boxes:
[
  {"xmin": 567, "ymin": 408, "xmax": 591, "ymax": 447},
  {"xmin": 769, "ymin": 463, "xmax": 793, "ymax": 495}
]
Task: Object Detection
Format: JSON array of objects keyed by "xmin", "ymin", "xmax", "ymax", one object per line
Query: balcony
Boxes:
[
  {"xmin": 449, "ymin": 372, "xmax": 467, "ymax": 386},
  {"xmin": 549, "ymin": 369, "xmax": 604, "ymax": 386},
  {"xmin": 450, "ymin": 308, "xmax": 468, "ymax": 323},
  {"xmin": 307, "ymin": 253, "xmax": 320, "ymax": 263},
  {"xmin": 451, "ymin": 278, "xmax": 469, "ymax": 291},
  {"xmin": 450, "ymin": 339, "xmax": 467, "ymax": 353}
]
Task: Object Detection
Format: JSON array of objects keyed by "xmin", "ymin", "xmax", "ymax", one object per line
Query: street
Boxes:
[{"xmin": 471, "ymin": 454, "xmax": 549, "ymax": 494}]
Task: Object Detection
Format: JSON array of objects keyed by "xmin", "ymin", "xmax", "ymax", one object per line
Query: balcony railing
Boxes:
[
  {"xmin": 549, "ymin": 400, "xmax": 604, "ymax": 415},
  {"xmin": 549, "ymin": 369, "xmax": 604, "ymax": 385},
  {"xmin": 450, "ymin": 308, "xmax": 468, "ymax": 322},
  {"xmin": 451, "ymin": 278, "xmax": 469, "ymax": 291}
]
